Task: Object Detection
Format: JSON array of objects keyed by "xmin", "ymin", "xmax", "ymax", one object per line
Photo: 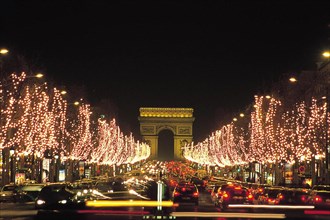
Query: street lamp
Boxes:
[
  {"xmin": 0, "ymin": 48, "xmax": 9, "ymax": 74},
  {"xmin": 9, "ymin": 146, "xmax": 15, "ymax": 183},
  {"xmin": 289, "ymin": 77, "xmax": 297, "ymax": 83},
  {"xmin": 0, "ymin": 48, "xmax": 9, "ymax": 54},
  {"xmin": 28, "ymin": 73, "xmax": 44, "ymax": 79},
  {"xmin": 54, "ymin": 154, "xmax": 59, "ymax": 182}
]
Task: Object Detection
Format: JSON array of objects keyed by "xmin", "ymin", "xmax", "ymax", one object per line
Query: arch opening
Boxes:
[{"xmin": 158, "ymin": 129, "xmax": 174, "ymax": 161}]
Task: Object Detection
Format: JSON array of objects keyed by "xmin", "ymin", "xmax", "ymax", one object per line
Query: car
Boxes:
[
  {"xmin": 307, "ymin": 190, "xmax": 330, "ymax": 210},
  {"xmin": 190, "ymin": 176, "xmax": 206, "ymax": 191},
  {"xmin": 0, "ymin": 183, "xmax": 20, "ymax": 202},
  {"xmin": 172, "ymin": 182, "xmax": 199, "ymax": 205},
  {"xmin": 16, "ymin": 183, "xmax": 46, "ymax": 203},
  {"xmin": 275, "ymin": 188, "xmax": 311, "ymax": 205},
  {"xmin": 312, "ymin": 185, "xmax": 330, "ymax": 191},
  {"xmin": 35, "ymin": 183, "xmax": 83, "ymax": 210},
  {"xmin": 216, "ymin": 183, "xmax": 253, "ymax": 211},
  {"xmin": 257, "ymin": 186, "xmax": 285, "ymax": 205}
]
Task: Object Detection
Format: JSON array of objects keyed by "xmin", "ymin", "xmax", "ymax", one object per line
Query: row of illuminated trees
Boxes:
[
  {"xmin": 183, "ymin": 95, "xmax": 327, "ymax": 167},
  {"xmin": 183, "ymin": 55, "xmax": 330, "ymax": 182},
  {"xmin": 0, "ymin": 72, "xmax": 150, "ymax": 166}
]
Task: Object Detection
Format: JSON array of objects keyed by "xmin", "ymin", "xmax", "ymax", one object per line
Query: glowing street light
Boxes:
[
  {"xmin": 60, "ymin": 90, "xmax": 67, "ymax": 95},
  {"xmin": 323, "ymin": 51, "xmax": 330, "ymax": 58},
  {"xmin": 289, "ymin": 77, "xmax": 297, "ymax": 83},
  {"xmin": 35, "ymin": 73, "xmax": 44, "ymax": 78},
  {"xmin": 0, "ymin": 49, "xmax": 9, "ymax": 55}
]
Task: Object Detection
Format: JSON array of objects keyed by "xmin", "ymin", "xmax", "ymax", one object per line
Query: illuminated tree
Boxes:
[{"xmin": 69, "ymin": 103, "xmax": 93, "ymax": 160}]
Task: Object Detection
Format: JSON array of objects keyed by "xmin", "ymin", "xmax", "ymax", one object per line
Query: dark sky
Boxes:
[{"xmin": 1, "ymin": 0, "xmax": 330, "ymax": 142}]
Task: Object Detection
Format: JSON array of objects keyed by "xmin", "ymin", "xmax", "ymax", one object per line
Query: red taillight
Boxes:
[
  {"xmin": 301, "ymin": 195, "xmax": 307, "ymax": 202},
  {"xmin": 223, "ymin": 192, "xmax": 229, "ymax": 199},
  {"xmin": 248, "ymin": 194, "xmax": 253, "ymax": 200},
  {"xmin": 314, "ymin": 196, "xmax": 322, "ymax": 203},
  {"xmin": 268, "ymin": 198, "xmax": 274, "ymax": 203},
  {"xmin": 181, "ymin": 187, "xmax": 186, "ymax": 192},
  {"xmin": 174, "ymin": 192, "xmax": 180, "ymax": 197},
  {"xmin": 278, "ymin": 194, "xmax": 284, "ymax": 200},
  {"xmin": 193, "ymin": 192, "xmax": 199, "ymax": 197},
  {"xmin": 234, "ymin": 186, "xmax": 242, "ymax": 190}
]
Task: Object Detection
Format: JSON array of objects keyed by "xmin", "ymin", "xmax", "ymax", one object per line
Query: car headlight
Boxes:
[
  {"xmin": 58, "ymin": 200, "xmax": 67, "ymax": 204},
  {"xmin": 36, "ymin": 199, "xmax": 46, "ymax": 205}
]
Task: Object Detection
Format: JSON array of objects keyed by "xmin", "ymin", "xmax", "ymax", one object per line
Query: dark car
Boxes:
[
  {"xmin": 216, "ymin": 183, "xmax": 253, "ymax": 211},
  {"xmin": 275, "ymin": 188, "xmax": 310, "ymax": 205},
  {"xmin": 257, "ymin": 186, "xmax": 285, "ymax": 205},
  {"xmin": 16, "ymin": 183, "xmax": 46, "ymax": 203},
  {"xmin": 35, "ymin": 183, "xmax": 82, "ymax": 210},
  {"xmin": 0, "ymin": 184, "xmax": 20, "ymax": 202},
  {"xmin": 312, "ymin": 185, "xmax": 330, "ymax": 191},
  {"xmin": 172, "ymin": 182, "xmax": 199, "ymax": 205},
  {"xmin": 307, "ymin": 190, "xmax": 330, "ymax": 210}
]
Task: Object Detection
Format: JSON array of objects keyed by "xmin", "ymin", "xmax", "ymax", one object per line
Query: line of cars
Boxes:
[
  {"xmin": 0, "ymin": 182, "xmax": 46, "ymax": 203},
  {"xmin": 207, "ymin": 179, "xmax": 330, "ymax": 211}
]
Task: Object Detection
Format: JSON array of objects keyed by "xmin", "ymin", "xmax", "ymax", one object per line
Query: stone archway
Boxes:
[{"xmin": 138, "ymin": 107, "xmax": 195, "ymax": 161}]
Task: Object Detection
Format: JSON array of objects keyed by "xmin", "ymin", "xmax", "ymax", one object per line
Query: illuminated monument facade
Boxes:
[{"xmin": 138, "ymin": 107, "xmax": 195, "ymax": 160}]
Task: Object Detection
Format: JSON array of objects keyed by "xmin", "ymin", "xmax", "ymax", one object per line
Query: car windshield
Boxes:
[{"xmin": 2, "ymin": 185, "xmax": 16, "ymax": 191}]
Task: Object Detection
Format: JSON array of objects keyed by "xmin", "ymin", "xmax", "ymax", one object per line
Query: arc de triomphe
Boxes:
[{"xmin": 138, "ymin": 107, "xmax": 194, "ymax": 160}]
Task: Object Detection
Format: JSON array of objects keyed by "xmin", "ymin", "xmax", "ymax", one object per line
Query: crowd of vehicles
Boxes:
[
  {"xmin": 206, "ymin": 177, "xmax": 330, "ymax": 210},
  {"xmin": 1, "ymin": 161, "xmax": 330, "ymax": 216}
]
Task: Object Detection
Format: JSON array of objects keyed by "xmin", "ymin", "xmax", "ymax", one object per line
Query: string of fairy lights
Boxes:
[
  {"xmin": 0, "ymin": 72, "xmax": 150, "ymax": 166},
  {"xmin": 184, "ymin": 95, "xmax": 328, "ymax": 166}
]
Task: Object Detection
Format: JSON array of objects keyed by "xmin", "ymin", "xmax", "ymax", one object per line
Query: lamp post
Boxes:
[
  {"xmin": 54, "ymin": 154, "xmax": 59, "ymax": 182},
  {"xmin": 9, "ymin": 146, "xmax": 15, "ymax": 183},
  {"xmin": 0, "ymin": 48, "xmax": 9, "ymax": 75},
  {"xmin": 324, "ymin": 88, "xmax": 329, "ymax": 184},
  {"xmin": 319, "ymin": 51, "xmax": 330, "ymax": 184}
]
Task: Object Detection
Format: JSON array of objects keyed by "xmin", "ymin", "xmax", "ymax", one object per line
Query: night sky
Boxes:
[{"xmin": 1, "ymin": 0, "xmax": 330, "ymax": 142}]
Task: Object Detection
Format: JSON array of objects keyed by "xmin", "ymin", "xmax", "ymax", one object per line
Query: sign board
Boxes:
[
  {"xmin": 42, "ymin": 159, "xmax": 50, "ymax": 183},
  {"xmin": 59, "ymin": 169, "xmax": 65, "ymax": 182},
  {"xmin": 299, "ymin": 165, "xmax": 305, "ymax": 173},
  {"xmin": 79, "ymin": 161, "xmax": 85, "ymax": 177}
]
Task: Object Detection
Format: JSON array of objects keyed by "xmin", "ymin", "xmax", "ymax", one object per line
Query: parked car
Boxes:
[
  {"xmin": 0, "ymin": 183, "xmax": 20, "ymax": 202},
  {"xmin": 172, "ymin": 182, "xmax": 199, "ymax": 205},
  {"xmin": 216, "ymin": 183, "xmax": 253, "ymax": 211}
]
